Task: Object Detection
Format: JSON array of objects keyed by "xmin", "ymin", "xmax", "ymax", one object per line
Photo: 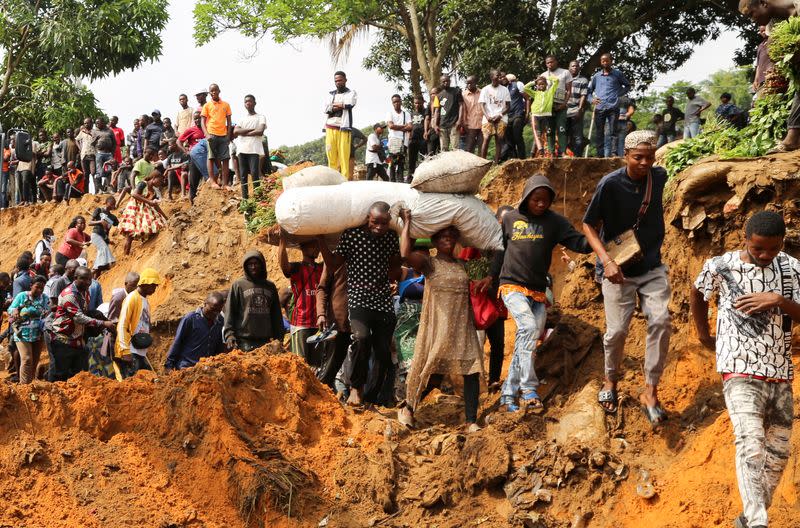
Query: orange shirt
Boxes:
[
  {"xmin": 201, "ymin": 99, "xmax": 232, "ymax": 136},
  {"xmin": 2, "ymin": 148, "xmax": 10, "ymax": 172},
  {"xmin": 68, "ymin": 168, "xmax": 85, "ymax": 193}
]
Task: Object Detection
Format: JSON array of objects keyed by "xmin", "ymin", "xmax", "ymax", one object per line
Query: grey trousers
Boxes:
[
  {"xmin": 438, "ymin": 126, "xmax": 461, "ymax": 151},
  {"xmin": 724, "ymin": 377, "xmax": 793, "ymax": 527},
  {"xmin": 601, "ymin": 265, "xmax": 671, "ymax": 385}
]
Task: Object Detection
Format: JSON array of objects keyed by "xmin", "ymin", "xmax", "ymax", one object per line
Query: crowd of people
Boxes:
[
  {"xmin": 0, "ymin": 15, "xmax": 796, "ymax": 524},
  {"xmin": 0, "ymin": 84, "xmax": 273, "ymax": 212},
  {"xmin": 322, "ymin": 52, "xmax": 757, "ymax": 183}
]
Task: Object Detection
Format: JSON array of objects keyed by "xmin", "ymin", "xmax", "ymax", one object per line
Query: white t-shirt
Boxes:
[
  {"xmin": 694, "ymin": 251, "xmax": 800, "ymax": 380},
  {"xmin": 365, "ymin": 133, "xmax": 382, "ymax": 165},
  {"xmin": 236, "ymin": 113, "xmax": 267, "ymax": 155},
  {"xmin": 386, "ymin": 109, "xmax": 410, "ymax": 142},
  {"xmin": 478, "ymin": 84, "xmax": 511, "ymax": 124},
  {"xmin": 541, "ymin": 68, "xmax": 573, "ymax": 105}
]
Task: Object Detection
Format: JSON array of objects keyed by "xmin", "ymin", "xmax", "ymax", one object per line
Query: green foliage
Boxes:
[
  {"xmin": 631, "ymin": 68, "xmax": 753, "ymax": 133},
  {"xmin": 9, "ymin": 73, "xmax": 104, "ymax": 133},
  {"xmin": 1, "ymin": 0, "xmax": 168, "ymax": 129},
  {"xmin": 663, "ymin": 93, "xmax": 791, "ymax": 178},
  {"xmin": 768, "ymin": 17, "xmax": 800, "ymax": 85},
  {"xmin": 239, "ymin": 177, "xmax": 281, "ymax": 233}
]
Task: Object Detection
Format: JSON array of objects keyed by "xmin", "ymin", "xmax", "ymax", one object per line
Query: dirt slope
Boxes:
[{"xmin": 0, "ymin": 156, "xmax": 799, "ymax": 527}]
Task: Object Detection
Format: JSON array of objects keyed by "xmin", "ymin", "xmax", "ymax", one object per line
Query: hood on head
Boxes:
[
  {"xmin": 519, "ymin": 174, "xmax": 556, "ymax": 215},
  {"xmin": 242, "ymin": 249, "xmax": 267, "ymax": 281}
]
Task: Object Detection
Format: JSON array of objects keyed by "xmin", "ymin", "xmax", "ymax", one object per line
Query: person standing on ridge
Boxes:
[{"xmin": 324, "ymin": 71, "xmax": 357, "ymax": 179}]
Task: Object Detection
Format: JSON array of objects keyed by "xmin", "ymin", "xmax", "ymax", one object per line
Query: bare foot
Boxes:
[{"xmin": 346, "ymin": 388, "xmax": 362, "ymax": 406}]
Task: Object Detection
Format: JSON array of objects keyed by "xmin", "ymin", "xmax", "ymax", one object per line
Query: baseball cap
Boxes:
[
  {"xmin": 195, "ymin": 89, "xmax": 208, "ymax": 96},
  {"xmin": 151, "ymin": 109, "xmax": 161, "ymax": 116}
]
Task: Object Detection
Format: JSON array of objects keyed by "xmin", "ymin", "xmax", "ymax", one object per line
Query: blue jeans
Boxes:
[
  {"xmin": 684, "ymin": 122, "xmax": 701, "ymax": 139},
  {"xmin": 593, "ymin": 107, "xmax": 618, "ymax": 157},
  {"xmin": 656, "ymin": 134, "xmax": 675, "ymax": 148},
  {"xmin": 0, "ymin": 170, "xmax": 8, "ymax": 209},
  {"xmin": 500, "ymin": 291, "xmax": 547, "ymax": 404},
  {"xmin": 614, "ymin": 120, "xmax": 628, "ymax": 156},
  {"xmin": 95, "ymin": 151, "xmax": 113, "ymax": 193}
]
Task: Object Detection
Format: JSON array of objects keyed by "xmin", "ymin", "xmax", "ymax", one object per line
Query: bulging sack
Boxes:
[
  {"xmin": 275, "ymin": 181, "xmax": 503, "ymax": 250},
  {"xmin": 281, "ymin": 165, "xmax": 346, "ymax": 191},
  {"xmin": 410, "ymin": 150, "xmax": 492, "ymax": 194}
]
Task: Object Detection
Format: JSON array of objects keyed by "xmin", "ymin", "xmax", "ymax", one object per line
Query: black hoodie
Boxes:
[
  {"xmin": 223, "ymin": 249, "xmax": 285, "ymax": 343},
  {"xmin": 491, "ymin": 174, "xmax": 591, "ymax": 292}
]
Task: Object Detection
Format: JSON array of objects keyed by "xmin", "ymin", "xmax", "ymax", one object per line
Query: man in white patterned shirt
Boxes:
[{"xmin": 691, "ymin": 210, "xmax": 800, "ymax": 528}]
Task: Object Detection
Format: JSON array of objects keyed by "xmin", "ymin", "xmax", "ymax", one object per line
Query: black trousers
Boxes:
[
  {"xmin": 789, "ymin": 91, "xmax": 800, "ymax": 129},
  {"xmin": 486, "ymin": 318, "xmax": 506, "ymax": 384},
  {"xmin": 317, "ymin": 331, "xmax": 351, "ymax": 389},
  {"xmin": 189, "ymin": 160, "xmax": 202, "ymax": 203},
  {"xmin": 366, "ymin": 163, "xmax": 389, "ymax": 181},
  {"xmin": 389, "ymin": 149, "xmax": 405, "ymax": 183},
  {"xmin": 48, "ymin": 339, "xmax": 88, "ymax": 382},
  {"xmin": 238, "ymin": 153, "xmax": 261, "ymax": 199},
  {"xmin": 348, "ymin": 307, "xmax": 396, "ymax": 402},
  {"xmin": 407, "ymin": 137, "xmax": 426, "ymax": 179},
  {"xmin": 507, "ymin": 115, "xmax": 527, "ymax": 159},
  {"xmin": 420, "ymin": 373, "xmax": 480, "ymax": 423}
]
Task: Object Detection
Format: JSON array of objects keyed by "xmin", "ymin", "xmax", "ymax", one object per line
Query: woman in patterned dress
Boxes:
[
  {"xmin": 117, "ymin": 168, "xmax": 168, "ymax": 255},
  {"xmin": 396, "ymin": 210, "xmax": 484, "ymax": 432}
]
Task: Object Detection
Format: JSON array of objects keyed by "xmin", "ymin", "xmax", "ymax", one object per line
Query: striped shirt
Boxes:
[
  {"xmin": 567, "ymin": 76, "xmax": 589, "ymax": 117},
  {"xmin": 289, "ymin": 262, "xmax": 323, "ymax": 328}
]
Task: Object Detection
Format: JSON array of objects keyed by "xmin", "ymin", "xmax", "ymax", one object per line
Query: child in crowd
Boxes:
[
  {"xmin": 117, "ymin": 169, "xmax": 168, "ymax": 255},
  {"xmin": 37, "ymin": 168, "xmax": 57, "ymax": 202},
  {"xmin": 525, "ymin": 76, "xmax": 559, "ymax": 157},
  {"xmin": 278, "ymin": 232, "xmax": 323, "ymax": 365},
  {"xmin": 89, "ymin": 196, "xmax": 119, "ymax": 277},
  {"xmin": 63, "ymin": 161, "xmax": 86, "ymax": 205},
  {"xmin": 366, "ymin": 123, "xmax": 388, "ymax": 181},
  {"xmin": 111, "ymin": 156, "xmax": 133, "ymax": 193}
]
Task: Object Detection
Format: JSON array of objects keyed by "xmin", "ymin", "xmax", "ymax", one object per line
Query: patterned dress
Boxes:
[
  {"xmin": 118, "ymin": 184, "xmax": 167, "ymax": 238},
  {"xmin": 405, "ymin": 255, "xmax": 484, "ymax": 409}
]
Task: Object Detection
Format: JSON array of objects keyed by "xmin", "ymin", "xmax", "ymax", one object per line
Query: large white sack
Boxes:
[
  {"xmin": 410, "ymin": 150, "xmax": 492, "ymax": 194},
  {"xmin": 276, "ymin": 181, "xmax": 502, "ymax": 250},
  {"xmin": 281, "ymin": 165, "xmax": 346, "ymax": 191},
  {"xmin": 276, "ymin": 181, "xmax": 417, "ymax": 234}
]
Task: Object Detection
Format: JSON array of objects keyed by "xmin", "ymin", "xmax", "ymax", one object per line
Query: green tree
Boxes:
[
  {"xmin": 194, "ymin": 0, "xmax": 757, "ymax": 95},
  {"xmin": 0, "ymin": 0, "xmax": 168, "ymax": 128},
  {"xmin": 631, "ymin": 68, "xmax": 753, "ymax": 132}
]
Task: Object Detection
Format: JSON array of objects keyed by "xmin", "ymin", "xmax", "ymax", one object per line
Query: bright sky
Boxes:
[{"xmin": 88, "ymin": 1, "xmax": 750, "ymax": 147}]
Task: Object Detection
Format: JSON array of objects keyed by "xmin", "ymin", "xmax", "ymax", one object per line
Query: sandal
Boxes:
[
  {"xmin": 598, "ymin": 389, "xmax": 619, "ymax": 414},
  {"xmin": 521, "ymin": 390, "xmax": 544, "ymax": 410},
  {"xmin": 641, "ymin": 403, "xmax": 668, "ymax": 425}
]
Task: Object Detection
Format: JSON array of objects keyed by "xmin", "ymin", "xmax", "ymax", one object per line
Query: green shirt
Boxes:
[
  {"xmin": 524, "ymin": 79, "xmax": 559, "ymax": 117},
  {"xmin": 133, "ymin": 159, "xmax": 154, "ymax": 184}
]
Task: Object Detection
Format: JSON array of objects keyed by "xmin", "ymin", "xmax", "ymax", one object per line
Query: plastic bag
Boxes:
[
  {"xmin": 410, "ymin": 150, "xmax": 492, "ymax": 194},
  {"xmin": 469, "ymin": 283, "xmax": 500, "ymax": 330}
]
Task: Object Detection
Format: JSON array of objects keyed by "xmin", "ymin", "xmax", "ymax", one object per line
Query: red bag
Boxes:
[{"xmin": 470, "ymin": 283, "xmax": 501, "ymax": 330}]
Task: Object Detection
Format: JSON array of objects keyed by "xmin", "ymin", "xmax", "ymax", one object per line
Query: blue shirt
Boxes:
[
  {"xmin": 12, "ymin": 272, "xmax": 31, "ymax": 298},
  {"xmin": 89, "ymin": 280, "xmax": 103, "ymax": 312},
  {"xmin": 583, "ymin": 166, "xmax": 667, "ymax": 277},
  {"xmin": 587, "ymin": 69, "xmax": 630, "ymax": 111},
  {"xmin": 165, "ymin": 308, "xmax": 225, "ymax": 370}
]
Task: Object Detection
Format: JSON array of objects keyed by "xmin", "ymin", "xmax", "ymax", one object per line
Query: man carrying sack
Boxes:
[{"xmin": 582, "ymin": 130, "xmax": 671, "ymax": 424}]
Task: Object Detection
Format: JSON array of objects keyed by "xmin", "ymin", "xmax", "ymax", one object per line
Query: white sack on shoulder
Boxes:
[{"xmin": 281, "ymin": 165, "xmax": 346, "ymax": 191}]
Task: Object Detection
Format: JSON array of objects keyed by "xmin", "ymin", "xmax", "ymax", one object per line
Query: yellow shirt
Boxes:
[{"xmin": 201, "ymin": 99, "xmax": 231, "ymax": 136}]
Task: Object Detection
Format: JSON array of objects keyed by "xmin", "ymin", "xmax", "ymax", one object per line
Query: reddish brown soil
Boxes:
[{"xmin": 1, "ymin": 155, "xmax": 800, "ymax": 527}]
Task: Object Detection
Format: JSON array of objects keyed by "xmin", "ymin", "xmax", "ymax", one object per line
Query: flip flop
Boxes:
[
  {"xmin": 641, "ymin": 403, "xmax": 668, "ymax": 425},
  {"xmin": 598, "ymin": 389, "xmax": 619, "ymax": 414}
]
